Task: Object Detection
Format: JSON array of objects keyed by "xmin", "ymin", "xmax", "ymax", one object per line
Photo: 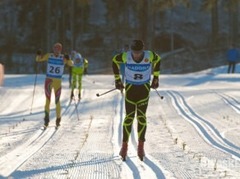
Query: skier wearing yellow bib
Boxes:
[
  {"xmin": 70, "ymin": 52, "xmax": 88, "ymax": 100},
  {"xmin": 36, "ymin": 43, "xmax": 73, "ymax": 129}
]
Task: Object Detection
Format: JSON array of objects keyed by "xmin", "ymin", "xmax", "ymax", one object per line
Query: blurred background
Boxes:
[{"xmin": 0, "ymin": 0, "xmax": 239, "ymax": 74}]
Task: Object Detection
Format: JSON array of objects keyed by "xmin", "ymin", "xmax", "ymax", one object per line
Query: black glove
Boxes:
[
  {"xmin": 150, "ymin": 76, "xmax": 159, "ymax": 89},
  {"xmin": 64, "ymin": 54, "xmax": 70, "ymax": 60},
  {"xmin": 84, "ymin": 68, "xmax": 88, "ymax": 74},
  {"xmin": 36, "ymin": 49, "xmax": 42, "ymax": 55},
  {"xmin": 115, "ymin": 79, "xmax": 124, "ymax": 90}
]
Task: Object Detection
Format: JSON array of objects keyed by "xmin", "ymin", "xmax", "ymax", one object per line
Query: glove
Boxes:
[
  {"xmin": 84, "ymin": 68, "xmax": 88, "ymax": 74},
  {"xmin": 64, "ymin": 54, "xmax": 70, "ymax": 60},
  {"xmin": 115, "ymin": 79, "xmax": 124, "ymax": 90},
  {"xmin": 150, "ymin": 76, "xmax": 159, "ymax": 89},
  {"xmin": 36, "ymin": 49, "xmax": 42, "ymax": 55}
]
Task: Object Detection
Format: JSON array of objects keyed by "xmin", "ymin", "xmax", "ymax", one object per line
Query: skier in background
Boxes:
[
  {"xmin": 226, "ymin": 44, "xmax": 239, "ymax": 73},
  {"xmin": 70, "ymin": 52, "xmax": 88, "ymax": 100},
  {"xmin": 36, "ymin": 43, "xmax": 73, "ymax": 128},
  {"xmin": 112, "ymin": 39, "xmax": 161, "ymax": 160}
]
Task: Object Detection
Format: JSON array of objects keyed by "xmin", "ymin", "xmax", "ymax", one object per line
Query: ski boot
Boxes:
[
  {"xmin": 55, "ymin": 117, "xmax": 61, "ymax": 129},
  {"xmin": 119, "ymin": 142, "xmax": 128, "ymax": 161},
  {"xmin": 138, "ymin": 141, "xmax": 145, "ymax": 161},
  {"xmin": 43, "ymin": 116, "xmax": 49, "ymax": 130},
  {"xmin": 70, "ymin": 91, "xmax": 74, "ymax": 100}
]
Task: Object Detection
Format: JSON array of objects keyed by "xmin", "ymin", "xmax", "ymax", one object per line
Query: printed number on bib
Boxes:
[
  {"xmin": 134, "ymin": 74, "xmax": 143, "ymax": 80},
  {"xmin": 49, "ymin": 66, "xmax": 61, "ymax": 74}
]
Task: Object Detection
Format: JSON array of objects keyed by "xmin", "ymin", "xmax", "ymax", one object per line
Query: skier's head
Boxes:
[
  {"xmin": 131, "ymin": 40, "xmax": 144, "ymax": 51},
  {"xmin": 74, "ymin": 53, "xmax": 82, "ymax": 63},
  {"xmin": 53, "ymin": 43, "xmax": 62, "ymax": 55},
  {"xmin": 131, "ymin": 40, "xmax": 144, "ymax": 61}
]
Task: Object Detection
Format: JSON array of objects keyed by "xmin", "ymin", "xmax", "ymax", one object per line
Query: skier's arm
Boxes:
[
  {"xmin": 36, "ymin": 53, "xmax": 50, "ymax": 62},
  {"xmin": 64, "ymin": 54, "xmax": 73, "ymax": 67},
  {"xmin": 151, "ymin": 51, "xmax": 161, "ymax": 77},
  {"xmin": 84, "ymin": 59, "xmax": 88, "ymax": 74},
  {"xmin": 112, "ymin": 53, "xmax": 125, "ymax": 81},
  {"xmin": 150, "ymin": 51, "xmax": 161, "ymax": 89}
]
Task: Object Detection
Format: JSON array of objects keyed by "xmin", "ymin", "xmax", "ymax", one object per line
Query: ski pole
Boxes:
[
  {"xmin": 73, "ymin": 98, "xmax": 80, "ymax": 121},
  {"xmin": 96, "ymin": 88, "xmax": 117, "ymax": 97},
  {"xmin": 30, "ymin": 62, "xmax": 38, "ymax": 114},
  {"xmin": 154, "ymin": 89, "xmax": 164, "ymax": 99}
]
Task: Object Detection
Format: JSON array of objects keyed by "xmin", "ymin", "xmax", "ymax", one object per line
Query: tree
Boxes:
[
  {"xmin": 201, "ymin": 0, "xmax": 219, "ymax": 48},
  {"xmin": 223, "ymin": 0, "xmax": 239, "ymax": 45}
]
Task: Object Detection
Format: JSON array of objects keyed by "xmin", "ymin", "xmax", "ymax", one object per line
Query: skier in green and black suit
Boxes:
[{"xmin": 112, "ymin": 39, "xmax": 161, "ymax": 160}]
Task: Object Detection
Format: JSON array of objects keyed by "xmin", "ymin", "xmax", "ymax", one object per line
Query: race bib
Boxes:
[
  {"xmin": 125, "ymin": 51, "xmax": 152, "ymax": 85},
  {"xmin": 46, "ymin": 56, "xmax": 64, "ymax": 79}
]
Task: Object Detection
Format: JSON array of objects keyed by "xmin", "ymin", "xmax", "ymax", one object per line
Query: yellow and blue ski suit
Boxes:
[{"xmin": 36, "ymin": 53, "xmax": 73, "ymax": 119}]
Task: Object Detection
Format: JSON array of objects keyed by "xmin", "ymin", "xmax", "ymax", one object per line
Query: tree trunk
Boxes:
[
  {"xmin": 46, "ymin": 0, "xmax": 51, "ymax": 51},
  {"xmin": 70, "ymin": 0, "xmax": 75, "ymax": 50},
  {"xmin": 211, "ymin": 0, "xmax": 219, "ymax": 48}
]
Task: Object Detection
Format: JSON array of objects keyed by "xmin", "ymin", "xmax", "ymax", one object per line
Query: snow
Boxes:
[{"xmin": 0, "ymin": 65, "xmax": 240, "ymax": 179}]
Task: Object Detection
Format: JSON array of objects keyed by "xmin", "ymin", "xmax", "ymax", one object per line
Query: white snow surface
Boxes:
[{"xmin": 0, "ymin": 65, "xmax": 240, "ymax": 179}]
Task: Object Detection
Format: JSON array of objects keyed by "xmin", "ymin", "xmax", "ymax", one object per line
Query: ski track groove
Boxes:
[
  {"xmin": 0, "ymin": 127, "xmax": 57, "ymax": 177},
  {"xmin": 216, "ymin": 92, "xmax": 240, "ymax": 114},
  {"xmin": 117, "ymin": 93, "xmax": 166, "ymax": 179},
  {"xmin": 0, "ymin": 100, "xmax": 72, "ymax": 178},
  {"xmin": 166, "ymin": 90, "xmax": 240, "ymax": 160},
  {"xmin": 57, "ymin": 94, "xmax": 121, "ymax": 179}
]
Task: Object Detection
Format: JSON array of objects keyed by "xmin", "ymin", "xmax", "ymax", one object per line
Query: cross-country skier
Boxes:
[
  {"xmin": 70, "ymin": 52, "xmax": 88, "ymax": 100},
  {"xmin": 36, "ymin": 42, "xmax": 73, "ymax": 128},
  {"xmin": 112, "ymin": 39, "xmax": 161, "ymax": 160}
]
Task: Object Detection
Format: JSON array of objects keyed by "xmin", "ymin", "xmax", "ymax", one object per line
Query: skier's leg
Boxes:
[
  {"xmin": 136, "ymin": 99, "xmax": 148, "ymax": 142},
  {"xmin": 232, "ymin": 62, "xmax": 236, "ymax": 73},
  {"xmin": 78, "ymin": 74, "xmax": 83, "ymax": 99},
  {"xmin": 71, "ymin": 73, "xmax": 77, "ymax": 98},
  {"xmin": 69, "ymin": 67, "xmax": 72, "ymax": 88},
  {"xmin": 136, "ymin": 84, "xmax": 150, "ymax": 159},
  {"xmin": 53, "ymin": 79, "xmax": 62, "ymax": 126},
  {"xmin": 44, "ymin": 78, "xmax": 53, "ymax": 126},
  {"xmin": 119, "ymin": 101, "xmax": 135, "ymax": 159},
  {"xmin": 119, "ymin": 85, "xmax": 136, "ymax": 158},
  {"xmin": 122, "ymin": 101, "xmax": 136, "ymax": 142},
  {"xmin": 136, "ymin": 101, "xmax": 148, "ymax": 159},
  {"xmin": 227, "ymin": 62, "xmax": 231, "ymax": 73},
  {"xmin": 136, "ymin": 84, "xmax": 150, "ymax": 141}
]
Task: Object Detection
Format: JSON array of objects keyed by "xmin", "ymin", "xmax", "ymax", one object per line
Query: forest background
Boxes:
[{"xmin": 0, "ymin": 0, "xmax": 239, "ymax": 74}]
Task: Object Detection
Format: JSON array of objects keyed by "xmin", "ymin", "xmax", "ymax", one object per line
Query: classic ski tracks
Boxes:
[
  {"xmin": 216, "ymin": 91, "xmax": 240, "ymax": 114},
  {"xmin": 166, "ymin": 90, "xmax": 240, "ymax": 159},
  {"xmin": 0, "ymin": 100, "xmax": 73, "ymax": 177}
]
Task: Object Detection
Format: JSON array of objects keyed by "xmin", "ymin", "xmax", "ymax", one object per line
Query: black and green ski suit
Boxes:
[{"xmin": 112, "ymin": 50, "xmax": 161, "ymax": 142}]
